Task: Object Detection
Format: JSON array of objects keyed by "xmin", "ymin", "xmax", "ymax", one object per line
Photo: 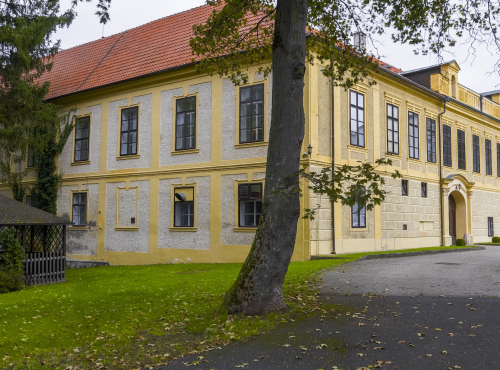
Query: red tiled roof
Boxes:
[
  {"xmin": 41, "ymin": 4, "xmax": 402, "ymax": 100},
  {"xmin": 41, "ymin": 4, "xmax": 217, "ymax": 99}
]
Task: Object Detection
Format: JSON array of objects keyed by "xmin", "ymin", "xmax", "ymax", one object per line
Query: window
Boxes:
[
  {"xmin": 238, "ymin": 183, "xmax": 262, "ymax": 227},
  {"xmin": 488, "ymin": 217, "xmax": 494, "ymax": 237},
  {"xmin": 486, "ymin": 139, "xmax": 492, "ymax": 175},
  {"xmin": 458, "ymin": 130, "xmax": 466, "ymax": 170},
  {"xmin": 173, "ymin": 187, "xmax": 194, "ymax": 227},
  {"xmin": 427, "ymin": 118, "xmax": 437, "ymax": 163},
  {"xmin": 421, "ymin": 182, "xmax": 427, "ymax": 198},
  {"xmin": 27, "ymin": 128, "xmax": 39, "ymax": 167},
  {"xmin": 386, "ymin": 104, "xmax": 399, "ymax": 154},
  {"xmin": 350, "ymin": 90, "xmax": 365, "ymax": 147},
  {"xmin": 120, "ymin": 106, "xmax": 138, "ymax": 156},
  {"xmin": 473, "ymin": 134, "xmax": 480, "ymax": 173},
  {"xmin": 240, "ymin": 84, "xmax": 264, "ymax": 143},
  {"xmin": 497, "ymin": 143, "xmax": 500, "ymax": 177},
  {"xmin": 74, "ymin": 116, "xmax": 90, "ymax": 162},
  {"xmin": 25, "ymin": 195, "xmax": 34, "ymax": 207},
  {"xmin": 72, "ymin": 192, "xmax": 87, "ymax": 226},
  {"xmin": 408, "ymin": 112, "xmax": 419, "ymax": 159},
  {"xmin": 442, "ymin": 124, "xmax": 451, "ymax": 166},
  {"xmin": 351, "ymin": 193, "xmax": 366, "ymax": 229},
  {"xmin": 175, "ymin": 96, "xmax": 196, "ymax": 150},
  {"xmin": 402, "ymin": 179, "xmax": 408, "ymax": 196}
]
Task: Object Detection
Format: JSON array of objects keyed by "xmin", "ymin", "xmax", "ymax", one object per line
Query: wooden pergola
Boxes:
[{"xmin": 0, "ymin": 195, "xmax": 72, "ymax": 285}]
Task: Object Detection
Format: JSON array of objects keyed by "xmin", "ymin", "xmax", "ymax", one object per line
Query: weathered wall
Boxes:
[
  {"xmin": 57, "ymin": 183, "xmax": 99, "ymax": 255},
  {"xmin": 158, "ymin": 176, "xmax": 211, "ymax": 250},
  {"xmin": 104, "ymin": 180, "xmax": 150, "ymax": 252}
]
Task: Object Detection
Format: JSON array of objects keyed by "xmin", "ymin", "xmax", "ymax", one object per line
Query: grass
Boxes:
[{"xmin": 0, "ymin": 245, "xmax": 476, "ymax": 369}]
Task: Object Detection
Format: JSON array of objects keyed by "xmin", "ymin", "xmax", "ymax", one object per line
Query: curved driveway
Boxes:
[{"xmin": 321, "ymin": 246, "xmax": 500, "ymax": 297}]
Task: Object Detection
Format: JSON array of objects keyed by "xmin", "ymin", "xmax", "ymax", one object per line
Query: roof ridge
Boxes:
[
  {"xmin": 59, "ymin": 3, "xmax": 211, "ymax": 53},
  {"xmin": 72, "ymin": 31, "xmax": 127, "ymax": 93}
]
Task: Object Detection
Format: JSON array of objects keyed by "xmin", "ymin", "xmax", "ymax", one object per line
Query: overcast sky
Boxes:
[{"xmin": 55, "ymin": 0, "xmax": 500, "ymax": 93}]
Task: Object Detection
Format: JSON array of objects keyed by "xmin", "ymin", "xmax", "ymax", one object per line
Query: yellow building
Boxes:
[{"xmin": 1, "ymin": 5, "xmax": 500, "ymax": 264}]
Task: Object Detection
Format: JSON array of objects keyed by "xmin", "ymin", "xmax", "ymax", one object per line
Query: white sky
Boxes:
[{"xmin": 55, "ymin": 0, "xmax": 500, "ymax": 93}]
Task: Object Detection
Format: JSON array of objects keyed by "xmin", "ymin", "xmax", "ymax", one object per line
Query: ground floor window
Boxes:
[
  {"xmin": 72, "ymin": 192, "xmax": 87, "ymax": 226},
  {"xmin": 238, "ymin": 183, "xmax": 262, "ymax": 227},
  {"xmin": 421, "ymin": 182, "xmax": 427, "ymax": 198},
  {"xmin": 488, "ymin": 217, "xmax": 494, "ymax": 237},
  {"xmin": 351, "ymin": 203, "xmax": 366, "ymax": 228},
  {"xmin": 174, "ymin": 187, "xmax": 194, "ymax": 227}
]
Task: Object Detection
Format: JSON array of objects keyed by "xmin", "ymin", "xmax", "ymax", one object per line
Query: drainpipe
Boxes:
[
  {"xmin": 438, "ymin": 99, "xmax": 447, "ymax": 246},
  {"xmin": 330, "ymin": 77, "xmax": 336, "ymax": 253}
]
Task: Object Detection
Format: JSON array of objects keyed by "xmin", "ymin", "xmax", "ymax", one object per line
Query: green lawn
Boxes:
[{"xmin": 0, "ymin": 245, "xmax": 478, "ymax": 370}]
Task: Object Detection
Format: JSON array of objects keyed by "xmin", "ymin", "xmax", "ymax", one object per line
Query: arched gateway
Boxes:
[{"xmin": 443, "ymin": 175, "xmax": 473, "ymax": 245}]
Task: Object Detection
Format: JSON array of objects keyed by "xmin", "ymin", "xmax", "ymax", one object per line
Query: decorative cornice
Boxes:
[
  {"xmin": 406, "ymin": 100, "xmax": 421, "ymax": 113},
  {"xmin": 425, "ymin": 108, "xmax": 439, "ymax": 120},
  {"xmin": 485, "ymin": 132, "xmax": 494, "ymax": 140},
  {"xmin": 384, "ymin": 92, "xmax": 401, "ymax": 106},
  {"xmin": 441, "ymin": 116, "xmax": 454, "ymax": 126},
  {"xmin": 456, "ymin": 121, "xmax": 467, "ymax": 131},
  {"xmin": 351, "ymin": 83, "xmax": 368, "ymax": 94},
  {"xmin": 471, "ymin": 127, "xmax": 482, "ymax": 136}
]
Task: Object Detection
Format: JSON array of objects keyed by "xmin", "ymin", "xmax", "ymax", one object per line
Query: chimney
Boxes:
[{"xmin": 353, "ymin": 31, "xmax": 366, "ymax": 53}]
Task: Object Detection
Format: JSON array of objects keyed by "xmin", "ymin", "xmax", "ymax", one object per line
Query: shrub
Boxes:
[
  {"xmin": 455, "ymin": 238, "xmax": 466, "ymax": 246},
  {"xmin": 0, "ymin": 228, "xmax": 25, "ymax": 293},
  {"xmin": 492, "ymin": 236, "xmax": 500, "ymax": 243}
]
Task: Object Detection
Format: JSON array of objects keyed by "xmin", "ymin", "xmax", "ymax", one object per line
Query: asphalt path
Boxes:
[{"xmin": 158, "ymin": 246, "xmax": 500, "ymax": 370}]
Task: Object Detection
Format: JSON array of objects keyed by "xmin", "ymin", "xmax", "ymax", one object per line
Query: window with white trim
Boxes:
[
  {"xmin": 408, "ymin": 112, "xmax": 419, "ymax": 159},
  {"xmin": 386, "ymin": 104, "xmax": 399, "ymax": 154}
]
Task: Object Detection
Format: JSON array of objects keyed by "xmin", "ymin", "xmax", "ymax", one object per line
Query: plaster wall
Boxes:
[
  {"xmin": 471, "ymin": 189, "xmax": 500, "ymax": 242},
  {"xmin": 158, "ymin": 176, "xmax": 211, "ymax": 250},
  {"xmin": 107, "ymin": 94, "xmax": 152, "ymax": 170},
  {"xmin": 57, "ymin": 183, "xmax": 99, "ymax": 255},
  {"xmin": 159, "ymin": 82, "xmax": 212, "ymax": 166},
  {"xmin": 221, "ymin": 72, "xmax": 272, "ymax": 161},
  {"xmin": 317, "ymin": 71, "xmax": 332, "ymax": 157},
  {"xmin": 104, "ymin": 180, "xmax": 150, "ymax": 252},
  {"xmin": 59, "ymin": 105, "xmax": 102, "ymax": 174}
]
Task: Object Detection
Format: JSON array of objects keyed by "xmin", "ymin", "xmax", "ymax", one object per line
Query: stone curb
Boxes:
[
  {"xmin": 66, "ymin": 259, "xmax": 110, "ymax": 269},
  {"xmin": 357, "ymin": 246, "xmax": 485, "ymax": 260}
]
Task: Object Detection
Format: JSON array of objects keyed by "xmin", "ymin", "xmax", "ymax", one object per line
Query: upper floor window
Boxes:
[
  {"xmin": 486, "ymin": 139, "xmax": 492, "ymax": 175},
  {"xmin": 473, "ymin": 134, "xmax": 480, "ymax": 173},
  {"xmin": 173, "ymin": 187, "xmax": 194, "ymax": 227},
  {"xmin": 350, "ymin": 90, "xmax": 365, "ymax": 147},
  {"xmin": 27, "ymin": 128, "xmax": 39, "ymax": 167},
  {"xmin": 427, "ymin": 118, "xmax": 437, "ymax": 163},
  {"xmin": 74, "ymin": 116, "xmax": 90, "ymax": 162},
  {"xmin": 386, "ymin": 104, "xmax": 399, "ymax": 154},
  {"xmin": 175, "ymin": 96, "xmax": 196, "ymax": 151},
  {"xmin": 72, "ymin": 192, "xmax": 87, "ymax": 227},
  {"xmin": 408, "ymin": 112, "xmax": 419, "ymax": 159},
  {"xmin": 458, "ymin": 129, "xmax": 466, "ymax": 170},
  {"xmin": 238, "ymin": 183, "xmax": 262, "ymax": 227},
  {"xmin": 442, "ymin": 124, "xmax": 451, "ymax": 166},
  {"xmin": 120, "ymin": 106, "xmax": 138, "ymax": 156},
  {"xmin": 240, "ymin": 84, "xmax": 264, "ymax": 143}
]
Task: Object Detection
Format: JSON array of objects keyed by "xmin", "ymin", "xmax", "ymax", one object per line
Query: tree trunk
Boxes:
[{"xmin": 223, "ymin": 0, "xmax": 308, "ymax": 315}]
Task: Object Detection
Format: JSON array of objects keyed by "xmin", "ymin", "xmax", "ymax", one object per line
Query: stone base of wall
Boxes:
[{"xmin": 67, "ymin": 259, "xmax": 110, "ymax": 269}]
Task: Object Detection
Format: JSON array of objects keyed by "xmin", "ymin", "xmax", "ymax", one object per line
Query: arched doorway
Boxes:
[
  {"xmin": 449, "ymin": 195, "xmax": 456, "ymax": 244},
  {"xmin": 449, "ymin": 191, "xmax": 467, "ymax": 244}
]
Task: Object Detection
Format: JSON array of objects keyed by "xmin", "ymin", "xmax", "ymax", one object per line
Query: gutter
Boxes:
[
  {"xmin": 437, "ymin": 99, "xmax": 448, "ymax": 246},
  {"xmin": 330, "ymin": 77, "xmax": 336, "ymax": 254}
]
